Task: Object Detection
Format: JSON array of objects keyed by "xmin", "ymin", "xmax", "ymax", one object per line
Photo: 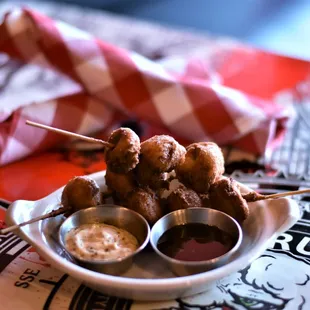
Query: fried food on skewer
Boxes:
[
  {"xmin": 204, "ymin": 177, "xmax": 249, "ymax": 224},
  {"xmin": 101, "ymin": 188, "xmax": 113, "ymax": 201},
  {"xmin": 25, "ymin": 120, "xmax": 113, "ymax": 148},
  {"xmin": 126, "ymin": 187, "xmax": 163, "ymax": 225},
  {"xmin": 167, "ymin": 185, "xmax": 203, "ymax": 212},
  {"xmin": 105, "ymin": 168, "xmax": 136, "ymax": 200},
  {"xmin": 3, "ymin": 167, "xmax": 310, "ymax": 235},
  {"xmin": 105, "ymin": 128, "xmax": 140, "ymax": 174},
  {"xmin": 139, "ymin": 135, "xmax": 186, "ymax": 173},
  {"xmin": 61, "ymin": 176, "xmax": 102, "ymax": 216},
  {"xmin": 134, "ymin": 160, "xmax": 170, "ymax": 191},
  {"xmin": 199, "ymin": 193, "xmax": 211, "ymax": 209},
  {"xmin": 176, "ymin": 142, "xmax": 224, "ymax": 193},
  {"xmin": 242, "ymin": 191, "xmax": 265, "ymax": 202},
  {"xmin": 8, "ymin": 123, "xmax": 310, "ymax": 236}
]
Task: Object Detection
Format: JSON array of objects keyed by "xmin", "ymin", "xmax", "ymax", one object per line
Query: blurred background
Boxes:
[
  {"xmin": 36, "ymin": 0, "xmax": 310, "ymax": 60},
  {"xmin": 1, "ymin": 0, "xmax": 310, "ymax": 176}
]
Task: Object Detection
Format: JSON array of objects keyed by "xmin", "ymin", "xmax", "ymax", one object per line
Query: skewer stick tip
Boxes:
[{"xmin": 25, "ymin": 120, "xmax": 113, "ymax": 148}]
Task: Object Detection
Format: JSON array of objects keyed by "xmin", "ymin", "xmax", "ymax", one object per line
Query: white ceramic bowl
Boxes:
[{"xmin": 5, "ymin": 171, "xmax": 300, "ymax": 301}]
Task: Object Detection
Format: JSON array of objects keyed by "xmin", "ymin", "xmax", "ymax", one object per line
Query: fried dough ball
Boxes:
[
  {"xmin": 207, "ymin": 177, "xmax": 249, "ymax": 224},
  {"xmin": 199, "ymin": 193, "xmax": 211, "ymax": 209},
  {"xmin": 167, "ymin": 185, "xmax": 202, "ymax": 212},
  {"xmin": 105, "ymin": 127, "xmax": 140, "ymax": 173},
  {"xmin": 140, "ymin": 135, "xmax": 186, "ymax": 173},
  {"xmin": 111, "ymin": 191, "xmax": 126, "ymax": 206},
  {"xmin": 176, "ymin": 142, "xmax": 225, "ymax": 193},
  {"xmin": 61, "ymin": 176, "xmax": 102, "ymax": 215},
  {"xmin": 126, "ymin": 187, "xmax": 163, "ymax": 225},
  {"xmin": 134, "ymin": 160, "xmax": 170, "ymax": 191},
  {"xmin": 105, "ymin": 169, "xmax": 136, "ymax": 199}
]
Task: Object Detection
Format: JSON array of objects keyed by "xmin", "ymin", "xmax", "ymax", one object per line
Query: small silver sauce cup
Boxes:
[
  {"xmin": 150, "ymin": 208, "xmax": 243, "ymax": 276},
  {"xmin": 59, "ymin": 205, "xmax": 150, "ymax": 276}
]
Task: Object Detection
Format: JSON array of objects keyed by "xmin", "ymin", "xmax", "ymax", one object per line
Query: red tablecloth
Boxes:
[{"xmin": 0, "ymin": 148, "xmax": 106, "ymax": 202}]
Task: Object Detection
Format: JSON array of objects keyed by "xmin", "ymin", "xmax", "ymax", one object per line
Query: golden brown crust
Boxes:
[
  {"xmin": 126, "ymin": 187, "xmax": 163, "ymax": 225},
  {"xmin": 167, "ymin": 185, "xmax": 202, "ymax": 212},
  {"xmin": 105, "ymin": 168, "xmax": 136, "ymax": 199},
  {"xmin": 105, "ymin": 127, "xmax": 140, "ymax": 173},
  {"xmin": 140, "ymin": 135, "xmax": 186, "ymax": 173},
  {"xmin": 61, "ymin": 131, "xmax": 254, "ymax": 227},
  {"xmin": 61, "ymin": 176, "xmax": 102, "ymax": 214},
  {"xmin": 242, "ymin": 191, "xmax": 264, "ymax": 202},
  {"xmin": 199, "ymin": 193, "xmax": 212, "ymax": 208},
  {"xmin": 134, "ymin": 160, "xmax": 170, "ymax": 191},
  {"xmin": 207, "ymin": 177, "xmax": 249, "ymax": 223},
  {"xmin": 176, "ymin": 142, "xmax": 225, "ymax": 193}
]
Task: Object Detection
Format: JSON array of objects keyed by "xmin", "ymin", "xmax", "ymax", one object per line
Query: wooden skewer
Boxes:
[
  {"xmin": 243, "ymin": 188, "xmax": 310, "ymax": 202},
  {"xmin": 26, "ymin": 120, "xmax": 113, "ymax": 148},
  {"xmin": 1, "ymin": 187, "xmax": 309, "ymax": 235},
  {"xmin": 0, "ymin": 207, "xmax": 68, "ymax": 234}
]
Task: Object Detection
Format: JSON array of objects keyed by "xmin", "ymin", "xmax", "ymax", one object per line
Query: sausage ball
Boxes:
[
  {"xmin": 105, "ymin": 168, "xmax": 136, "ymax": 200},
  {"xmin": 105, "ymin": 127, "xmax": 140, "ymax": 173},
  {"xmin": 167, "ymin": 185, "xmax": 203, "ymax": 212},
  {"xmin": 134, "ymin": 160, "xmax": 170, "ymax": 191},
  {"xmin": 207, "ymin": 177, "xmax": 249, "ymax": 224},
  {"xmin": 61, "ymin": 176, "xmax": 102, "ymax": 214},
  {"xmin": 139, "ymin": 135, "xmax": 186, "ymax": 173},
  {"xmin": 176, "ymin": 142, "xmax": 225, "ymax": 193},
  {"xmin": 126, "ymin": 187, "xmax": 163, "ymax": 225}
]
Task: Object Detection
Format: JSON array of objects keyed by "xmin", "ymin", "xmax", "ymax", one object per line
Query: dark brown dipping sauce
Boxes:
[{"xmin": 157, "ymin": 223, "xmax": 236, "ymax": 262}]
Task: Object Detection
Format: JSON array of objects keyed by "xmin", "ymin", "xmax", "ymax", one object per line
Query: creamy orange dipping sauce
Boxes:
[{"xmin": 65, "ymin": 223, "xmax": 139, "ymax": 261}]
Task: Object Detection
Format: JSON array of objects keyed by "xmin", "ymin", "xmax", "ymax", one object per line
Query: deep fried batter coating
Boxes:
[
  {"xmin": 207, "ymin": 177, "xmax": 249, "ymax": 224},
  {"xmin": 199, "ymin": 193, "xmax": 212, "ymax": 209},
  {"xmin": 111, "ymin": 191, "xmax": 126, "ymax": 206},
  {"xmin": 134, "ymin": 160, "xmax": 170, "ymax": 191},
  {"xmin": 242, "ymin": 191, "xmax": 265, "ymax": 202},
  {"xmin": 176, "ymin": 142, "xmax": 225, "ymax": 193},
  {"xmin": 140, "ymin": 135, "xmax": 186, "ymax": 173},
  {"xmin": 167, "ymin": 185, "xmax": 202, "ymax": 212},
  {"xmin": 61, "ymin": 176, "xmax": 102, "ymax": 214},
  {"xmin": 126, "ymin": 187, "xmax": 163, "ymax": 225},
  {"xmin": 105, "ymin": 127, "xmax": 140, "ymax": 173},
  {"xmin": 105, "ymin": 168, "xmax": 136, "ymax": 199},
  {"xmin": 158, "ymin": 196, "xmax": 170, "ymax": 215}
]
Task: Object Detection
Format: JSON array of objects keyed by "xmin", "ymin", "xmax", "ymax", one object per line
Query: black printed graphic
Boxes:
[
  {"xmin": 69, "ymin": 285, "xmax": 132, "ymax": 310},
  {"xmin": 0, "ymin": 200, "xmax": 31, "ymax": 272},
  {"xmin": 40, "ymin": 274, "xmax": 69, "ymax": 310},
  {"xmin": 1, "ymin": 179, "xmax": 310, "ymax": 309},
  {"xmin": 37, "ymin": 277, "xmax": 133, "ymax": 310},
  {"xmin": 0, "ymin": 232, "xmax": 30, "ymax": 273},
  {"xmin": 156, "ymin": 250, "xmax": 310, "ymax": 310}
]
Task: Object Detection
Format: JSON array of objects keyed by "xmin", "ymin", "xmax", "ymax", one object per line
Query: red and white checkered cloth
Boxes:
[{"xmin": 0, "ymin": 8, "xmax": 288, "ymax": 166}]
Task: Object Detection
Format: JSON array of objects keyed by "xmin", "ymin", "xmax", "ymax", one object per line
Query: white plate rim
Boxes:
[{"xmin": 5, "ymin": 171, "xmax": 301, "ymax": 295}]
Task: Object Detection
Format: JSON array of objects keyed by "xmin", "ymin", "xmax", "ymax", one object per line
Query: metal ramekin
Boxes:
[
  {"xmin": 59, "ymin": 205, "xmax": 150, "ymax": 276},
  {"xmin": 150, "ymin": 207, "xmax": 243, "ymax": 276}
]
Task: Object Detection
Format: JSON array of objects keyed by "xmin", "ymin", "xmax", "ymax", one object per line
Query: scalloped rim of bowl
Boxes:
[{"xmin": 5, "ymin": 170, "xmax": 301, "ymax": 300}]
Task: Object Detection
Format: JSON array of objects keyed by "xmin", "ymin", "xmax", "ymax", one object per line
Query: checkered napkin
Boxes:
[{"xmin": 0, "ymin": 8, "xmax": 288, "ymax": 166}]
